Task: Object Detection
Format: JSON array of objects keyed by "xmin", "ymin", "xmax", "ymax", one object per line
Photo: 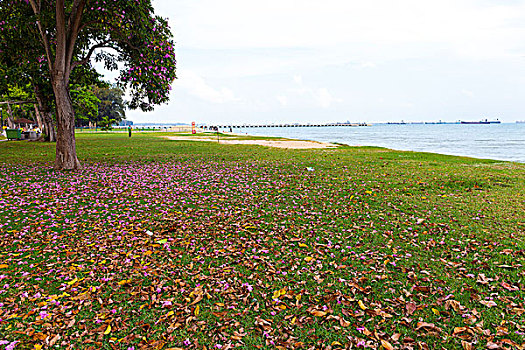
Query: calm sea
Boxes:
[{"xmin": 232, "ymin": 123, "xmax": 525, "ymax": 163}]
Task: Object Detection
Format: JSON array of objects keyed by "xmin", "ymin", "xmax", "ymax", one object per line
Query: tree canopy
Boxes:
[
  {"xmin": 0, "ymin": 0, "xmax": 177, "ymax": 169},
  {"xmin": 93, "ymin": 85, "xmax": 126, "ymax": 123},
  {"xmin": 71, "ymin": 85, "xmax": 99, "ymax": 125}
]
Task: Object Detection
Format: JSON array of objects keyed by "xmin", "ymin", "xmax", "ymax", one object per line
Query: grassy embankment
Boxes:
[{"xmin": 0, "ymin": 132, "xmax": 524, "ymax": 349}]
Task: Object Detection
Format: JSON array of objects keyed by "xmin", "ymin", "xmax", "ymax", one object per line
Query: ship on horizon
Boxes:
[{"xmin": 460, "ymin": 119, "xmax": 501, "ymax": 125}]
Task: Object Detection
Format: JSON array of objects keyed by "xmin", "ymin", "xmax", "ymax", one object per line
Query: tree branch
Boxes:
[
  {"xmin": 71, "ymin": 41, "xmax": 113, "ymax": 70},
  {"xmin": 77, "ymin": 20, "xmax": 99, "ymax": 34},
  {"xmin": 55, "ymin": 0, "xmax": 67, "ymax": 76},
  {"xmin": 27, "ymin": 0, "xmax": 53, "ymax": 75},
  {"xmin": 103, "ymin": 23, "xmax": 140, "ymax": 51},
  {"xmin": 0, "ymin": 101, "xmax": 36, "ymax": 106},
  {"xmin": 65, "ymin": 0, "xmax": 88, "ymax": 77}
]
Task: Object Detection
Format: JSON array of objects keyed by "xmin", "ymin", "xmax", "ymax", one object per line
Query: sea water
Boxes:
[{"xmin": 233, "ymin": 123, "xmax": 525, "ymax": 163}]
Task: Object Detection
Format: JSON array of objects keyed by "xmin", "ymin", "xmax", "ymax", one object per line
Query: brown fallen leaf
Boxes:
[
  {"xmin": 501, "ymin": 339, "xmax": 522, "ymax": 349},
  {"xmin": 445, "ymin": 299, "xmax": 463, "ymax": 312},
  {"xmin": 480, "ymin": 300, "xmax": 497, "ymax": 308},
  {"xmin": 49, "ymin": 334, "xmax": 60, "ymax": 346},
  {"xmin": 414, "ymin": 286, "xmax": 431, "ymax": 293},
  {"xmin": 406, "ymin": 302, "xmax": 417, "ymax": 315},
  {"xmin": 381, "ymin": 339, "xmax": 394, "ymax": 350},
  {"xmin": 310, "ymin": 310, "xmax": 327, "ymax": 317},
  {"xmin": 67, "ymin": 318, "xmax": 76, "ymax": 328},
  {"xmin": 190, "ymin": 294, "xmax": 203, "ymax": 305},
  {"xmin": 477, "ymin": 273, "xmax": 492, "ymax": 285},
  {"xmin": 33, "ymin": 333, "xmax": 47, "ymax": 341},
  {"xmin": 500, "ymin": 282, "xmax": 519, "ymax": 291},
  {"xmin": 416, "ymin": 322, "xmax": 439, "ymax": 332},
  {"xmin": 453, "ymin": 327, "xmax": 468, "ymax": 335},
  {"xmin": 461, "ymin": 341, "xmax": 473, "ymax": 350},
  {"xmin": 418, "ymin": 341, "xmax": 429, "ymax": 350},
  {"xmin": 512, "ymin": 308, "xmax": 525, "ymax": 315}
]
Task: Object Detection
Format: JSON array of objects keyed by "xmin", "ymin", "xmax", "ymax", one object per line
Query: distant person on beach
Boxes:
[{"xmin": 128, "ymin": 125, "xmax": 132, "ymax": 137}]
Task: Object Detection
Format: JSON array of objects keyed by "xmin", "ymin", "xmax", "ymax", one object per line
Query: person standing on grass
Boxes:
[{"xmin": 128, "ymin": 125, "xmax": 132, "ymax": 138}]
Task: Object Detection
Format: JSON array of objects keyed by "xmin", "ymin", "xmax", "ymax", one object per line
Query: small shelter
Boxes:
[
  {"xmin": 13, "ymin": 117, "xmax": 37, "ymax": 130},
  {"xmin": 10, "ymin": 118, "xmax": 40, "ymax": 140}
]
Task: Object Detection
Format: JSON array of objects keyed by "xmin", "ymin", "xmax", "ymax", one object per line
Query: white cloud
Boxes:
[
  {"xmin": 176, "ymin": 70, "xmax": 240, "ymax": 104},
  {"xmin": 359, "ymin": 62, "xmax": 377, "ymax": 69},
  {"xmin": 461, "ymin": 89, "xmax": 475, "ymax": 98},
  {"xmin": 174, "ymin": 0, "xmax": 525, "ymax": 60},
  {"xmin": 314, "ymin": 88, "xmax": 342, "ymax": 108},
  {"xmin": 277, "ymin": 75, "xmax": 342, "ymax": 108},
  {"xmin": 276, "ymin": 95, "xmax": 289, "ymax": 106}
]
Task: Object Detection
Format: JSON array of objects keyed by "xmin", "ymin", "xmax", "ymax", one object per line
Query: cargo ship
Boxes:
[{"xmin": 460, "ymin": 119, "xmax": 501, "ymax": 124}]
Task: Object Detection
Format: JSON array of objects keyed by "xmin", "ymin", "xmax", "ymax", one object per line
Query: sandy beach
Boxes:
[{"xmin": 163, "ymin": 135, "xmax": 337, "ymax": 149}]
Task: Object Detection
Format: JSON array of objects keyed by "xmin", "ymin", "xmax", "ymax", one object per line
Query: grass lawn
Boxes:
[{"xmin": 0, "ymin": 133, "xmax": 524, "ymax": 350}]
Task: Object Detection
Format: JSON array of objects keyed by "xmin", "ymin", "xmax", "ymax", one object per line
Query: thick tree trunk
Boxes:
[
  {"xmin": 34, "ymin": 85, "xmax": 56, "ymax": 142},
  {"xmin": 53, "ymin": 78, "xmax": 80, "ymax": 170}
]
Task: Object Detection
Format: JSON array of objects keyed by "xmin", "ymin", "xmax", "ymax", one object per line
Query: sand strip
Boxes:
[{"xmin": 163, "ymin": 136, "xmax": 337, "ymax": 149}]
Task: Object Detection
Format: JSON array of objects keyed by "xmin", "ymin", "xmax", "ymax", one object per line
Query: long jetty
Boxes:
[{"xmin": 207, "ymin": 122, "xmax": 370, "ymax": 129}]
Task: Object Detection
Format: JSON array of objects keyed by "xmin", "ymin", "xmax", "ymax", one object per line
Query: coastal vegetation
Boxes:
[{"xmin": 0, "ymin": 133, "xmax": 524, "ymax": 349}]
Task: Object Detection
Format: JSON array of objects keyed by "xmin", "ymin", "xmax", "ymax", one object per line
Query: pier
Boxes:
[{"xmin": 205, "ymin": 122, "xmax": 370, "ymax": 129}]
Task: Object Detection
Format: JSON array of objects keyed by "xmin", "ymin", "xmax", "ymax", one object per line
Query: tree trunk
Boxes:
[
  {"xmin": 6, "ymin": 102, "xmax": 15, "ymax": 128},
  {"xmin": 34, "ymin": 104, "xmax": 43, "ymax": 130},
  {"xmin": 34, "ymin": 84, "xmax": 56, "ymax": 142},
  {"xmin": 53, "ymin": 78, "xmax": 80, "ymax": 170},
  {"xmin": 44, "ymin": 114, "xmax": 56, "ymax": 142}
]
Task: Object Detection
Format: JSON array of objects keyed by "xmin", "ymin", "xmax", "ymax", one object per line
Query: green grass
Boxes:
[{"xmin": 0, "ymin": 132, "xmax": 524, "ymax": 349}]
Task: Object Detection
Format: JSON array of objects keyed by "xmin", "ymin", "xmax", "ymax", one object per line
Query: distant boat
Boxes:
[{"xmin": 461, "ymin": 119, "xmax": 501, "ymax": 124}]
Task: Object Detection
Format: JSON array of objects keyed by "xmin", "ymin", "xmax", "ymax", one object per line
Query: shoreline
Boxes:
[
  {"xmin": 162, "ymin": 130, "xmax": 525, "ymax": 163},
  {"xmin": 228, "ymin": 126, "xmax": 525, "ymax": 163}
]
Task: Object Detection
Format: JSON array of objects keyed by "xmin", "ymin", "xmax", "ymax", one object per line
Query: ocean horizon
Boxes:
[{"xmin": 227, "ymin": 123, "xmax": 525, "ymax": 163}]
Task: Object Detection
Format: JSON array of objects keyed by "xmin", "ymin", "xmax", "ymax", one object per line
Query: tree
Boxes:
[
  {"xmin": 93, "ymin": 85, "xmax": 126, "ymax": 125},
  {"xmin": 0, "ymin": 84, "xmax": 33, "ymax": 128},
  {"xmin": 1, "ymin": 4, "xmax": 110, "ymax": 143},
  {"xmin": 0, "ymin": 4, "xmax": 57, "ymax": 140},
  {"xmin": 98, "ymin": 116, "xmax": 116, "ymax": 131},
  {"xmin": 0, "ymin": 1, "xmax": 177, "ymax": 170},
  {"xmin": 71, "ymin": 85, "xmax": 99, "ymax": 126}
]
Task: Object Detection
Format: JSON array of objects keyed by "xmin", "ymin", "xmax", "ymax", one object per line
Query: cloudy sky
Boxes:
[{"xmin": 124, "ymin": 0, "xmax": 525, "ymax": 124}]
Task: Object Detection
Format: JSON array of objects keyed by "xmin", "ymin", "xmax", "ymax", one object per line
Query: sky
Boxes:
[{"xmin": 120, "ymin": 0, "xmax": 525, "ymax": 124}]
